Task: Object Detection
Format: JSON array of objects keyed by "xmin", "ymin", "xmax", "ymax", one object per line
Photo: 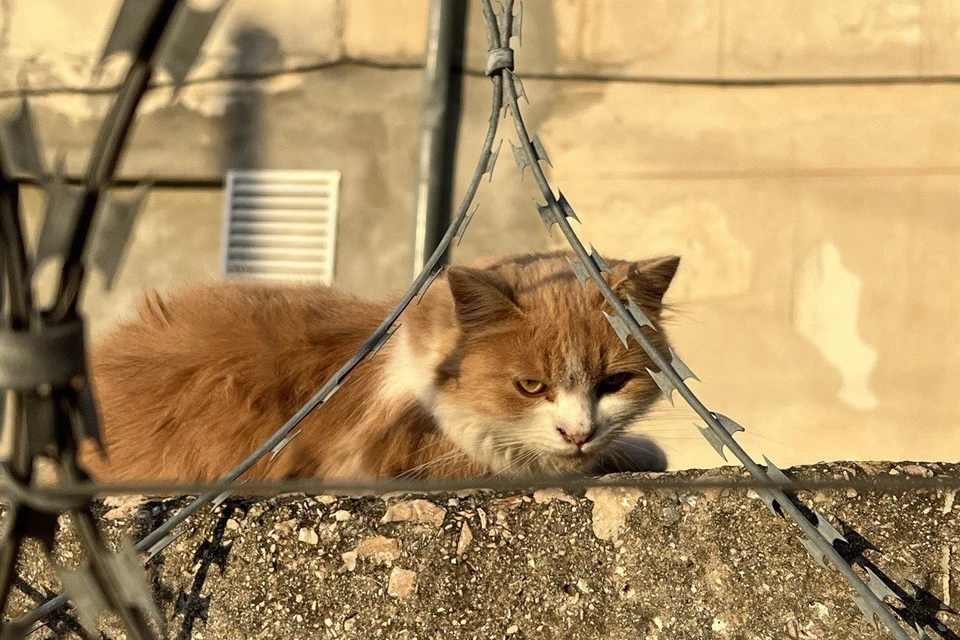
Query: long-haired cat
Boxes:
[{"xmin": 84, "ymin": 251, "xmax": 680, "ymax": 482}]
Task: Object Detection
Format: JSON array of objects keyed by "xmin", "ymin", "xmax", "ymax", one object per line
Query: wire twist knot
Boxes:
[{"xmin": 485, "ymin": 47, "xmax": 514, "ymax": 76}]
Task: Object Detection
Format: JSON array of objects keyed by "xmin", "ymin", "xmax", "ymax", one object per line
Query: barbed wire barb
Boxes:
[
  {"xmin": 588, "ymin": 245, "xmax": 611, "ymax": 273},
  {"xmin": 668, "ymin": 347, "xmax": 698, "ymax": 382},
  {"xmin": 509, "ymin": 139, "xmax": 531, "ymax": 178},
  {"xmin": 269, "ymin": 429, "xmax": 302, "ymax": 462},
  {"xmin": 554, "ymin": 190, "xmax": 580, "ymax": 223},
  {"xmin": 625, "ymin": 295, "xmax": 656, "ymax": 331},
  {"xmin": 535, "ymin": 199, "xmax": 556, "ymax": 230},
  {"xmin": 800, "ymin": 535, "xmax": 830, "ymax": 569},
  {"xmin": 762, "ymin": 456, "xmax": 794, "ymax": 488},
  {"xmin": 512, "ymin": 74, "xmax": 528, "ymax": 104},
  {"xmin": 864, "ymin": 567, "xmax": 901, "ymax": 604},
  {"xmin": 484, "ymin": 139, "xmax": 502, "ymax": 181},
  {"xmin": 455, "ymin": 204, "xmax": 478, "ymax": 246},
  {"xmin": 368, "ymin": 324, "xmax": 400, "ymax": 358},
  {"xmin": 602, "ymin": 310, "xmax": 631, "ymax": 348},
  {"xmin": 811, "ymin": 511, "xmax": 847, "ymax": 545},
  {"xmin": 146, "ymin": 529, "xmax": 189, "ymax": 561},
  {"xmin": 416, "ymin": 267, "xmax": 444, "ymax": 304},
  {"xmin": 530, "ymin": 134, "xmax": 550, "ymax": 166},
  {"xmin": 645, "ymin": 366, "xmax": 676, "ymax": 405},
  {"xmin": 512, "ymin": 2, "xmax": 523, "ymax": 44},
  {"xmin": 566, "ymin": 256, "xmax": 591, "ymax": 289},
  {"xmin": 697, "ymin": 423, "xmax": 730, "ymax": 461}
]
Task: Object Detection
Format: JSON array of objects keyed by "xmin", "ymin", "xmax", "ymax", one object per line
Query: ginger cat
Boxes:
[{"xmin": 85, "ymin": 251, "xmax": 680, "ymax": 482}]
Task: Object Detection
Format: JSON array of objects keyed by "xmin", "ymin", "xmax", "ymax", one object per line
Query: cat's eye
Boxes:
[
  {"xmin": 515, "ymin": 378, "xmax": 547, "ymax": 397},
  {"xmin": 597, "ymin": 372, "xmax": 634, "ymax": 395}
]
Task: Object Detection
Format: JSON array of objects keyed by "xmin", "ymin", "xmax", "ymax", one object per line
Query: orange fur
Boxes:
[{"xmin": 85, "ymin": 252, "xmax": 679, "ymax": 482}]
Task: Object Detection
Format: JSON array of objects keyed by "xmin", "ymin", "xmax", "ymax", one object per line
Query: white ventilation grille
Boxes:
[{"xmin": 221, "ymin": 170, "xmax": 340, "ymax": 284}]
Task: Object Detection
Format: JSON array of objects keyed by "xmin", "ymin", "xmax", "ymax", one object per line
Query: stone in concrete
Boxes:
[
  {"xmin": 355, "ymin": 536, "xmax": 402, "ymax": 565},
  {"xmin": 456, "ymin": 522, "xmax": 473, "ymax": 556},
  {"xmin": 380, "ymin": 499, "xmax": 447, "ymax": 526},
  {"xmin": 298, "ymin": 528, "xmax": 319, "ymax": 545},
  {"xmin": 387, "ymin": 567, "xmax": 417, "ymax": 599},
  {"xmin": 584, "ymin": 487, "xmax": 642, "ymax": 542}
]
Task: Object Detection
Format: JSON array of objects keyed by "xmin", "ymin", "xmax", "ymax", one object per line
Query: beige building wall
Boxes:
[{"xmin": 2, "ymin": 1, "xmax": 958, "ymax": 469}]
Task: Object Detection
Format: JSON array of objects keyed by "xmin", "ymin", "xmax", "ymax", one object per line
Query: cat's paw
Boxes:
[{"xmin": 594, "ymin": 434, "xmax": 667, "ymax": 474}]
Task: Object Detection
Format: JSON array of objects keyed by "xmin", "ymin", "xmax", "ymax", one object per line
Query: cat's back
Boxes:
[
  {"xmin": 87, "ymin": 281, "xmax": 387, "ymax": 480},
  {"xmin": 96, "ymin": 280, "xmax": 380, "ymax": 371}
]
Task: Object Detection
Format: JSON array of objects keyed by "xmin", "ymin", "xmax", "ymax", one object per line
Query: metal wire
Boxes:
[
  {"xmin": 0, "ymin": 2, "xmax": 185, "ymax": 638},
  {"xmin": 3, "ymin": 471, "xmax": 960, "ymax": 501},
  {"xmin": 5, "ymin": 58, "xmax": 960, "ymax": 103}
]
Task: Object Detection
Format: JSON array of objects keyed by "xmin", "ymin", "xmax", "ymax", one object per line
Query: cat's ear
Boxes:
[
  {"xmin": 611, "ymin": 256, "xmax": 680, "ymax": 309},
  {"xmin": 447, "ymin": 266, "xmax": 522, "ymax": 328}
]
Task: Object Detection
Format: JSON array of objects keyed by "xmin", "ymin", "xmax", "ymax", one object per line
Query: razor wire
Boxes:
[
  {"xmin": 3, "ymin": 0, "xmax": 509, "ymax": 635},
  {"xmin": 0, "ymin": 1, "xmax": 223, "ymax": 638},
  {"xmin": 493, "ymin": 2, "xmax": 928, "ymax": 638},
  {"xmin": 0, "ymin": 0, "xmax": 953, "ymax": 638}
]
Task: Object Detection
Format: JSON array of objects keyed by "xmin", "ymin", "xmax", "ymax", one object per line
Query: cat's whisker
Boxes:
[
  {"xmin": 393, "ymin": 448, "xmax": 446, "ymax": 475},
  {"xmin": 608, "ymin": 436, "xmax": 661, "ymax": 458},
  {"xmin": 636, "ymin": 413, "xmax": 806, "ymax": 453},
  {"xmin": 607, "ymin": 447, "xmax": 636, "ymax": 472},
  {"xmin": 630, "ymin": 433, "xmax": 702, "ymax": 441},
  {"xmin": 647, "ymin": 441, "xmax": 688, "ymax": 460},
  {"xmin": 396, "ymin": 450, "xmax": 450, "ymax": 478},
  {"xmin": 494, "ymin": 446, "xmax": 542, "ymax": 479},
  {"xmin": 504, "ymin": 451, "xmax": 535, "ymax": 477},
  {"xmin": 396, "ymin": 446, "xmax": 471, "ymax": 479},
  {"xmin": 733, "ymin": 431, "xmax": 804, "ymax": 452}
]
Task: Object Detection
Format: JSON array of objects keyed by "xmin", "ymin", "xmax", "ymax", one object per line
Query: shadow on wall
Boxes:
[{"xmin": 220, "ymin": 25, "xmax": 279, "ymax": 173}]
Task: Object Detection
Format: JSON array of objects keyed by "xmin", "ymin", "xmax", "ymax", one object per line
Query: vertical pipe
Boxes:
[{"xmin": 411, "ymin": 0, "xmax": 467, "ymax": 274}]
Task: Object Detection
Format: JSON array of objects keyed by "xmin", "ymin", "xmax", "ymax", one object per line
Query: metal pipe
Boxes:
[{"xmin": 411, "ymin": 0, "xmax": 467, "ymax": 273}]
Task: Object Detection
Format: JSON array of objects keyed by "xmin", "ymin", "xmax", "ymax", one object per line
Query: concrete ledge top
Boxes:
[{"xmin": 8, "ymin": 461, "xmax": 960, "ymax": 639}]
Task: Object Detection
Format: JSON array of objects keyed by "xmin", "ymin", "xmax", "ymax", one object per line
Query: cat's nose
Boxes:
[{"xmin": 557, "ymin": 424, "xmax": 595, "ymax": 448}]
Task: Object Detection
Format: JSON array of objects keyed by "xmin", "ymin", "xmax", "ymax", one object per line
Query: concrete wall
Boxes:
[
  {"xmin": 7, "ymin": 463, "xmax": 960, "ymax": 639},
  {"xmin": 2, "ymin": 1, "xmax": 958, "ymax": 469}
]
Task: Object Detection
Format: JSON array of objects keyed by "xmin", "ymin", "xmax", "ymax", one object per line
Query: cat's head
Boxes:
[{"xmin": 432, "ymin": 251, "xmax": 679, "ymax": 476}]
